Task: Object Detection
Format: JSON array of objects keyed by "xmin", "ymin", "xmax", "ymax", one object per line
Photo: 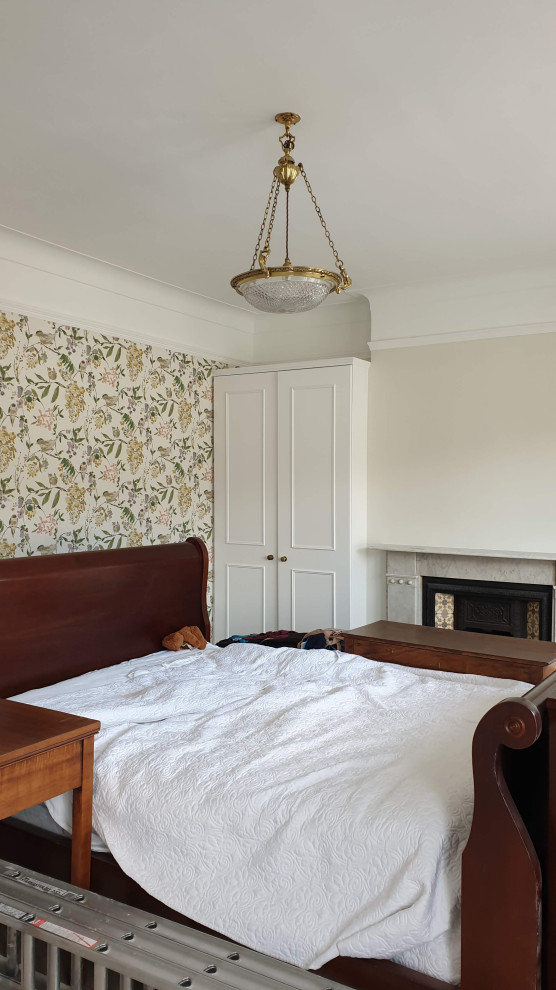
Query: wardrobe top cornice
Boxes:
[{"xmin": 212, "ymin": 356, "xmax": 370, "ymax": 377}]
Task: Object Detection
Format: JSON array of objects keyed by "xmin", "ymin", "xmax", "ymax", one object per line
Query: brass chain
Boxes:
[
  {"xmin": 262, "ymin": 180, "xmax": 280, "ymax": 257},
  {"xmin": 250, "ymin": 177, "xmax": 279, "ymax": 270},
  {"xmin": 285, "ymin": 186, "xmax": 290, "ymax": 264},
  {"xmin": 249, "ymin": 157, "xmax": 350, "ymax": 286},
  {"xmin": 298, "ymin": 163, "xmax": 351, "ymax": 288}
]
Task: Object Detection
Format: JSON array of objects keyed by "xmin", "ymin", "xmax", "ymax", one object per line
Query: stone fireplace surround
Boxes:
[{"xmin": 380, "ymin": 546, "xmax": 556, "ymax": 641}]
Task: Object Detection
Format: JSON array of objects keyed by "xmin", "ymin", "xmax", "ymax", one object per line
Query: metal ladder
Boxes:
[{"xmin": 0, "ymin": 859, "xmax": 345, "ymax": 990}]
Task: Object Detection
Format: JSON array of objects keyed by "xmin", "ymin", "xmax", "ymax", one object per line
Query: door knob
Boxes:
[
  {"xmin": 280, "ymin": 555, "xmax": 288, "ymax": 562},
  {"xmin": 266, "ymin": 554, "xmax": 274, "ymax": 560}
]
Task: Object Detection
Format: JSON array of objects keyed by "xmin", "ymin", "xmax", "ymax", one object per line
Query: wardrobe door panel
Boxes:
[
  {"xmin": 277, "ymin": 366, "xmax": 351, "ymax": 631},
  {"xmin": 291, "ymin": 383, "xmax": 335, "ymax": 550},
  {"xmin": 291, "ymin": 569, "xmax": 336, "ymax": 631},
  {"xmin": 214, "ymin": 373, "xmax": 277, "ymax": 642},
  {"xmin": 226, "ymin": 564, "xmax": 267, "ymax": 637},
  {"xmin": 225, "ymin": 390, "xmax": 265, "ymax": 545}
]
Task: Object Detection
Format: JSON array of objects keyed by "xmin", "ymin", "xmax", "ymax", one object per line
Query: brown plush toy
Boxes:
[{"xmin": 162, "ymin": 625, "xmax": 207, "ymax": 651}]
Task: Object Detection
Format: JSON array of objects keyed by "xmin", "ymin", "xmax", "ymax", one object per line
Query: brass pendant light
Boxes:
[{"xmin": 231, "ymin": 113, "xmax": 351, "ymax": 314}]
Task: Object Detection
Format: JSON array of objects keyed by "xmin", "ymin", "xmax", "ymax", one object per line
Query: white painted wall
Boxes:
[
  {"xmin": 0, "ymin": 227, "xmax": 254, "ymax": 364},
  {"xmin": 252, "ymin": 295, "xmax": 371, "ymax": 364},
  {"xmin": 368, "ymin": 332, "xmax": 556, "ymax": 555}
]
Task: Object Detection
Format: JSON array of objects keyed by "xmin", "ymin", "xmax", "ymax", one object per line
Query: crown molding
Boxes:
[
  {"xmin": 360, "ymin": 267, "xmax": 556, "ymax": 350},
  {"xmin": 0, "ymin": 227, "xmax": 255, "ymax": 363},
  {"xmin": 368, "ymin": 320, "xmax": 556, "ymax": 351},
  {"xmin": 0, "ymin": 225, "xmax": 254, "ymax": 332}
]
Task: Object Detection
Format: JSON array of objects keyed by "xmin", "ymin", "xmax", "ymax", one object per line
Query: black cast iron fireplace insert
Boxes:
[{"xmin": 422, "ymin": 575, "xmax": 553, "ymax": 641}]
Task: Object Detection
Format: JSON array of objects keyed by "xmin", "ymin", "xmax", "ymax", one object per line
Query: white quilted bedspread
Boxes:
[{"xmin": 15, "ymin": 644, "xmax": 529, "ymax": 984}]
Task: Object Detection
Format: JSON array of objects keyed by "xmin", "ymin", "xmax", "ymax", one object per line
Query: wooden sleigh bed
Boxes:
[{"xmin": 0, "ymin": 537, "xmax": 555, "ymax": 990}]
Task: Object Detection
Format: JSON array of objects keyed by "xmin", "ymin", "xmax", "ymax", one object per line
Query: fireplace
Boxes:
[
  {"xmin": 381, "ymin": 547, "xmax": 556, "ymax": 641},
  {"xmin": 422, "ymin": 576, "xmax": 553, "ymax": 641}
]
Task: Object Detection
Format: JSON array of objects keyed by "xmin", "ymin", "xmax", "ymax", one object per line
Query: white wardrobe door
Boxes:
[
  {"xmin": 213, "ymin": 372, "xmax": 277, "ymax": 642},
  {"xmin": 277, "ymin": 365, "xmax": 351, "ymax": 631}
]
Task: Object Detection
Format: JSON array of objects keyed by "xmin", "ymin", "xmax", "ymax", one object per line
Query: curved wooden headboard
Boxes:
[{"xmin": 0, "ymin": 537, "xmax": 210, "ymax": 698}]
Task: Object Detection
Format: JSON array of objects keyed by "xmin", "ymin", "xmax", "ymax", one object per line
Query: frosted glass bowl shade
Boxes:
[
  {"xmin": 241, "ymin": 275, "xmax": 334, "ymax": 314},
  {"xmin": 231, "ymin": 267, "xmax": 341, "ymax": 314}
]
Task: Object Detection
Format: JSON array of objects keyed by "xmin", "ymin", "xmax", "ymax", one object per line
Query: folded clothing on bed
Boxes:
[{"xmin": 13, "ymin": 644, "xmax": 528, "ymax": 985}]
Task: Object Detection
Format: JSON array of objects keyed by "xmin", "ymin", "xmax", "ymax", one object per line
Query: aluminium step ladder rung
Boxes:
[{"xmin": 0, "ymin": 860, "xmax": 345, "ymax": 990}]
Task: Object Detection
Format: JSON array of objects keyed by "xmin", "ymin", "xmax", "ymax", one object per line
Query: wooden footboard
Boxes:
[{"xmin": 461, "ymin": 670, "xmax": 556, "ymax": 990}]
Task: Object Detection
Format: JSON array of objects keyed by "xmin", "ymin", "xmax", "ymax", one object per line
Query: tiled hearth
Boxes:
[{"xmin": 382, "ymin": 548, "xmax": 556, "ymax": 641}]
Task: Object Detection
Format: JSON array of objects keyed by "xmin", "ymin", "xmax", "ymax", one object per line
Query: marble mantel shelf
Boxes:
[{"xmin": 369, "ymin": 543, "xmax": 556, "ymax": 561}]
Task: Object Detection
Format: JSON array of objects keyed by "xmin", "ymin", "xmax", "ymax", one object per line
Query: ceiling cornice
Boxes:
[
  {"xmin": 0, "ymin": 225, "xmax": 255, "ymax": 332},
  {"xmin": 0, "ymin": 226, "xmax": 254, "ymax": 363},
  {"xmin": 368, "ymin": 320, "xmax": 556, "ymax": 351},
  {"xmin": 360, "ymin": 268, "xmax": 556, "ymax": 350}
]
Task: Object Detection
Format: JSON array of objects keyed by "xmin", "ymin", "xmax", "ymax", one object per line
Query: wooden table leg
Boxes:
[{"xmin": 71, "ymin": 736, "xmax": 94, "ymax": 888}]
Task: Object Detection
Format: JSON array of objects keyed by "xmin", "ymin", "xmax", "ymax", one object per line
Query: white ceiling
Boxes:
[{"xmin": 1, "ymin": 0, "xmax": 556, "ymax": 309}]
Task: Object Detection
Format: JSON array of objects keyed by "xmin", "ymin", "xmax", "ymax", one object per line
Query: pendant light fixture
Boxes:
[{"xmin": 231, "ymin": 112, "xmax": 351, "ymax": 314}]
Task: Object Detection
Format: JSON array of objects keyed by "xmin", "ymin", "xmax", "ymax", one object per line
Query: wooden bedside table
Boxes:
[
  {"xmin": 0, "ymin": 700, "xmax": 100, "ymax": 889},
  {"xmin": 343, "ymin": 620, "xmax": 556, "ymax": 684}
]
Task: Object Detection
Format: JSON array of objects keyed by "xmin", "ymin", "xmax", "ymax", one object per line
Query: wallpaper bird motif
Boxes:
[{"xmin": 0, "ymin": 310, "xmax": 224, "ymax": 606}]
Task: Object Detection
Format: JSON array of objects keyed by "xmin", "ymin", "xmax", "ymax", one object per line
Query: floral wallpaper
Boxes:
[{"xmin": 0, "ymin": 310, "xmax": 225, "ymax": 606}]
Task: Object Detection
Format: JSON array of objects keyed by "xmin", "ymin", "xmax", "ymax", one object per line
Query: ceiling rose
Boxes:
[{"xmin": 231, "ymin": 112, "xmax": 351, "ymax": 314}]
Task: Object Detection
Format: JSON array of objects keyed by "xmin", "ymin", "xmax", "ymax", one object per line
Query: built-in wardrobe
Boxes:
[{"xmin": 212, "ymin": 357, "xmax": 373, "ymax": 643}]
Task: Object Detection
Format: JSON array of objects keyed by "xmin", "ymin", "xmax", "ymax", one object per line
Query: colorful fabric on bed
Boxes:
[
  {"xmin": 13, "ymin": 645, "xmax": 528, "ymax": 984},
  {"xmin": 216, "ymin": 629, "xmax": 345, "ymax": 651},
  {"xmin": 298, "ymin": 629, "xmax": 345, "ymax": 651},
  {"xmin": 216, "ymin": 630, "xmax": 303, "ymax": 649}
]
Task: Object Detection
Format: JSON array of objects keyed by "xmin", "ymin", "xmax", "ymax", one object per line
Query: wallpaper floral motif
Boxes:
[{"xmin": 0, "ymin": 310, "xmax": 224, "ymax": 605}]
